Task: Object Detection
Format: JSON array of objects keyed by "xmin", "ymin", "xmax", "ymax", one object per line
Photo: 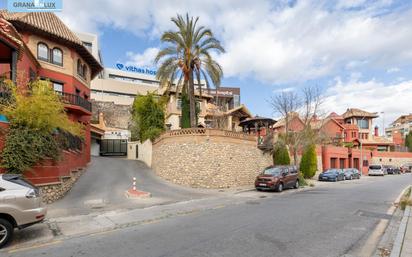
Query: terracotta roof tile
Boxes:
[
  {"xmin": 342, "ymin": 108, "xmax": 378, "ymax": 119},
  {"xmin": 0, "ymin": 10, "xmax": 102, "ymax": 78}
]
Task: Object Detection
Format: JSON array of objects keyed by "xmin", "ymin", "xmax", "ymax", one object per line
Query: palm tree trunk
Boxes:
[{"xmin": 188, "ymin": 70, "xmax": 197, "ymax": 128}]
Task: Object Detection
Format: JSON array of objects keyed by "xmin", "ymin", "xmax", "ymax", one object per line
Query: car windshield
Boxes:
[
  {"xmin": 263, "ymin": 167, "xmax": 282, "ymax": 175},
  {"xmin": 324, "ymin": 170, "xmax": 336, "ymax": 174},
  {"xmin": 369, "ymin": 165, "xmax": 382, "ymax": 170}
]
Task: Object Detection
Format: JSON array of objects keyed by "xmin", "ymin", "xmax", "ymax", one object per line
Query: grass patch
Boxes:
[
  {"xmin": 400, "ymin": 187, "xmax": 412, "ymax": 210},
  {"xmin": 298, "ymin": 172, "xmax": 308, "ymax": 187}
]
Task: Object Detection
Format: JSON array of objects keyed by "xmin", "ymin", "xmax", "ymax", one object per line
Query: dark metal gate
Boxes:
[{"xmin": 100, "ymin": 139, "xmax": 128, "ymax": 156}]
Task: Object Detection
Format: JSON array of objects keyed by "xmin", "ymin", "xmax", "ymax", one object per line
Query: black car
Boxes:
[
  {"xmin": 386, "ymin": 166, "xmax": 401, "ymax": 174},
  {"xmin": 318, "ymin": 169, "xmax": 345, "ymax": 182}
]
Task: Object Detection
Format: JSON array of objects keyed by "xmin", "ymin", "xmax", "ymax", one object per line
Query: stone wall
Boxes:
[
  {"xmin": 38, "ymin": 168, "xmax": 84, "ymax": 204},
  {"xmin": 371, "ymin": 151, "xmax": 412, "ymax": 167},
  {"xmin": 91, "ymin": 100, "xmax": 131, "ymax": 129},
  {"xmin": 152, "ymin": 129, "xmax": 272, "ymax": 188}
]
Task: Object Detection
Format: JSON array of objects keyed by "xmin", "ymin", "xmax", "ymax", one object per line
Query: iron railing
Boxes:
[{"xmin": 59, "ymin": 92, "xmax": 92, "ymax": 112}]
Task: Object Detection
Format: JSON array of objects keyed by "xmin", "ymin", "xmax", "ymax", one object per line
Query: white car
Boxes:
[
  {"xmin": 368, "ymin": 164, "xmax": 385, "ymax": 176},
  {"xmin": 0, "ymin": 174, "xmax": 47, "ymax": 248}
]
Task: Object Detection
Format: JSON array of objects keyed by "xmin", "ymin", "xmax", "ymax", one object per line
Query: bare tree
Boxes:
[
  {"xmin": 270, "ymin": 86, "xmax": 325, "ymax": 165},
  {"xmin": 270, "ymin": 91, "xmax": 300, "ymax": 141}
]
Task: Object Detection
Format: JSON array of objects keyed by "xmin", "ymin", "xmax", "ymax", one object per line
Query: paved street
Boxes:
[
  {"xmin": 2, "ymin": 174, "xmax": 411, "ymax": 257},
  {"xmin": 48, "ymin": 157, "xmax": 211, "ymax": 217}
]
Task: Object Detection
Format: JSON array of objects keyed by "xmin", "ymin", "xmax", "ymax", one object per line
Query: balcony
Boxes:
[{"xmin": 59, "ymin": 92, "xmax": 92, "ymax": 113}]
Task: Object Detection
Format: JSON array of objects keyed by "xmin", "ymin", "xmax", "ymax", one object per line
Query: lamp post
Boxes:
[{"xmin": 381, "ymin": 111, "xmax": 385, "ymax": 137}]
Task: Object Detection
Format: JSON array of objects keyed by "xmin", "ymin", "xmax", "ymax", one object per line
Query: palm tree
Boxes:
[{"xmin": 155, "ymin": 13, "xmax": 225, "ymax": 128}]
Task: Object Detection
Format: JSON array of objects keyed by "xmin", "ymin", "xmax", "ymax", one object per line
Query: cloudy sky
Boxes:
[{"xmin": 3, "ymin": 0, "xmax": 412, "ymax": 131}]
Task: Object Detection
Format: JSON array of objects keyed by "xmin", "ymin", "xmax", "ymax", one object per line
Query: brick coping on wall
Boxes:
[{"xmin": 153, "ymin": 128, "xmax": 257, "ymax": 145}]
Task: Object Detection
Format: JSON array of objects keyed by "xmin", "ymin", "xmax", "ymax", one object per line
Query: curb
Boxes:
[{"xmin": 390, "ymin": 206, "xmax": 410, "ymax": 257}]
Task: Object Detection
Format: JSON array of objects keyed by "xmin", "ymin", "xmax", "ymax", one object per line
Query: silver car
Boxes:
[
  {"xmin": 368, "ymin": 164, "xmax": 385, "ymax": 176},
  {"xmin": 0, "ymin": 174, "xmax": 47, "ymax": 248}
]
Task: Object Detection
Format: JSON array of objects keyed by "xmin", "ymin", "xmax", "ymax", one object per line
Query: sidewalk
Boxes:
[{"xmin": 390, "ymin": 187, "xmax": 412, "ymax": 257}]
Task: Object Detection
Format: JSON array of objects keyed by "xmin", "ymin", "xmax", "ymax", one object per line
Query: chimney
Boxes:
[{"xmin": 374, "ymin": 126, "xmax": 379, "ymax": 137}]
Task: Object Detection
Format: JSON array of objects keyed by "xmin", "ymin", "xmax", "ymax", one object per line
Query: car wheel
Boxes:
[
  {"xmin": 0, "ymin": 218, "xmax": 13, "ymax": 248},
  {"xmin": 334, "ymin": 177, "xmax": 337, "ymax": 182},
  {"xmin": 276, "ymin": 183, "xmax": 283, "ymax": 192},
  {"xmin": 294, "ymin": 180, "xmax": 299, "ymax": 189}
]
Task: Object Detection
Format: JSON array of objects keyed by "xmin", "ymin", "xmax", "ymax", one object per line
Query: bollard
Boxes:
[{"xmin": 132, "ymin": 177, "xmax": 136, "ymax": 191}]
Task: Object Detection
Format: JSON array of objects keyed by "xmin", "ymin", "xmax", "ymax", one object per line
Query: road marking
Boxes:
[{"xmin": 8, "ymin": 240, "xmax": 62, "ymax": 254}]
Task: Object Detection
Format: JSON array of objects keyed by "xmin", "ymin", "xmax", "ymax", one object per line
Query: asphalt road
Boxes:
[
  {"xmin": 6, "ymin": 174, "xmax": 412, "ymax": 257},
  {"xmin": 48, "ymin": 157, "xmax": 210, "ymax": 217}
]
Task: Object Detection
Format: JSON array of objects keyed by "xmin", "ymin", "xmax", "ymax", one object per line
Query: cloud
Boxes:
[
  {"xmin": 58, "ymin": 0, "xmax": 412, "ymax": 84},
  {"xmin": 387, "ymin": 67, "xmax": 400, "ymax": 73},
  {"xmin": 273, "ymin": 87, "xmax": 294, "ymax": 93},
  {"xmin": 322, "ymin": 76, "xmax": 412, "ymax": 126},
  {"xmin": 125, "ymin": 47, "xmax": 159, "ymax": 68}
]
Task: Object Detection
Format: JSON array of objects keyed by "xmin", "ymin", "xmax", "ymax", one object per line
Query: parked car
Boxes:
[
  {"xmin": 343, "ymin": 168, "xmax": 361, "ymax": 180},
  {"xmin": 318, "ymin": 169, "xmax": 345, "ymax": 182},
  {"xmin": 401, "ymin": 164, "xmax": 412, "ymax": 173},
  {"xmin": 0, "ymin": 174, "xmax": 47, "ymax": 248},
  {"xmin": 368, "ymin": 164, "xmax": 385, "ymax": 176},
  {"xmin": 386, "ymin": 165, "xmax": 401, "ymax": 175},
  {"xmin": 255, "ymin": 165, "xmax": 299, "ymax": 192}
]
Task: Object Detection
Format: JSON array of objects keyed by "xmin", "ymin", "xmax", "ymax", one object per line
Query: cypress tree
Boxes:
[
  {"xmin": 181, "ymin": 92, "xmax": 191, "ymax": 128},
  {"xmin": 300, "ymin": 144, "xmax": 318, "ymax": 178}
]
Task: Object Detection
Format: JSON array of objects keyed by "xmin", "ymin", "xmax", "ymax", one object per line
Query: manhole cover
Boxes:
[{"xmin": 355, "ymin": 210, "xmax": 392, "ymax": 220}]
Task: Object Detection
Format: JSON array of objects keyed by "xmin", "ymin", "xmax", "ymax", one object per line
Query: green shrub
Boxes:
[
  {"xmin": 273, "ymin": 143, "xmax": 290, "ymax": 165},
  {"xmin": 300, "ymin": 144, "xmax": 318, "ymax": 179},
  {"xmin": 1, "ymin": 127, "xmax": 59, "ymax": 173},
  {"xmin": 298, "ymin": 172, "xmax": 308, "ymax": 187},
  {"xmin": 0, "ymin": 80, "xmax": 83, "ymax": 174},
  {"xmin": 132, "ymin": 93, "xmax": 165, "ymax": 142}
]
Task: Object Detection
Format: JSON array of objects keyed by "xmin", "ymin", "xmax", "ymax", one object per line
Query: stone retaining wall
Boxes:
[
  {"xmin": 152, "ymin": 129, "xmax": 272, "ymax": 188},
  {"xmin": 38, "ymin": 168, "xmax": 84, "ymax": 204}
]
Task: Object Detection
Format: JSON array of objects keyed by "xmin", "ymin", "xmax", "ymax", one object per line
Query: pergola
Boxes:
[{"xmin": 239, "ymin": 116, "xmax": 276, "ymax": 135}]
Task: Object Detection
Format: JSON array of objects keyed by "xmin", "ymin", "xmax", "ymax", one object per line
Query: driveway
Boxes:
[{"xmin": 48, "ymin": 157, "xmax": 212, "ymax": 217}]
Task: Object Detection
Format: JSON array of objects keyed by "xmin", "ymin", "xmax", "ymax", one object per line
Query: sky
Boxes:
[{"xmin": 2, "ymin": 0, "xmax": 412, "ymax": 132}]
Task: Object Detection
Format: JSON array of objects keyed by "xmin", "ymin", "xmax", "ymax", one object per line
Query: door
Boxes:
[{"xmin": 282, "ymin": 168, "xmax": 292, "ymax": 188}]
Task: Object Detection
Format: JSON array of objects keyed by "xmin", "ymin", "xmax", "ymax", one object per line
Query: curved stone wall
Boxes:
[{"xmin": 152, "ymin": 129, "xmax": 272, "ymax": 188}]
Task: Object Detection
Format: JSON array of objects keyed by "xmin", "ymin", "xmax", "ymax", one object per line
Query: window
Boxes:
[
  {"xmin": 77, "ymin": 59, "xmax": 83, "ymax": 77},
  {"xmin": 83, "ymin": 65, "xmax": 88, "ymax": 80},
  {"xmin": 37, "ymin": 43, "xmax": 49, "ymax": 61},
  {"xmin": 357, "ymin": 119, "xmax": 369, "ymax": 129},
  {"xmin": 53, "ymin": 82, "xmax": 63, "ymax": 95},
  {"xmin": 177, "ymin": 98, "xmax": 182, "ymax": 109},
  {"xmin": 52, "ymin": 48, "xmax": 63, "ymax": 66},
  {"xmin": 82, "ymin": 41, "xmax": 92, "ymax": 52},
  {"xmin": 29, "ymin": 68, "xmax": 36, "ymax": 81}
]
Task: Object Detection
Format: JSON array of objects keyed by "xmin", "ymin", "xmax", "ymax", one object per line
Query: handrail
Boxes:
[{"xmin": 59, "ymin": 92, "xmax": 92, "ymax": 112}]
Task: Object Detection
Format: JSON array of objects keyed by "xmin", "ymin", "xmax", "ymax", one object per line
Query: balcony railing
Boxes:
[{"xmin": 59, "ymin": 92, "xmax": 92, "ymax": 112}]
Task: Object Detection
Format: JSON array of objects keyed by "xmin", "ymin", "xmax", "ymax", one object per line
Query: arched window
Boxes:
[
  {"xmin": 37, "ymin": 43, "xmax": 49, "ymax": 61},
  {"xmin": 52, "ymin": 48, "xmax": 63, "ymax": 66},
  {"xmin": 82, "ymin": 64, "xmax": 88, "ymax": 80},
  {"xmin": 77, "ymin": 59, "xmax": 83, "ymax": 76}
]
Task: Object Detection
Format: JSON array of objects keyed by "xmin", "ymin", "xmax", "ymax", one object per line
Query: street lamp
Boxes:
[{"xmin": 381, "ymin": 111, "xmax": 385, "ymax": 137}]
